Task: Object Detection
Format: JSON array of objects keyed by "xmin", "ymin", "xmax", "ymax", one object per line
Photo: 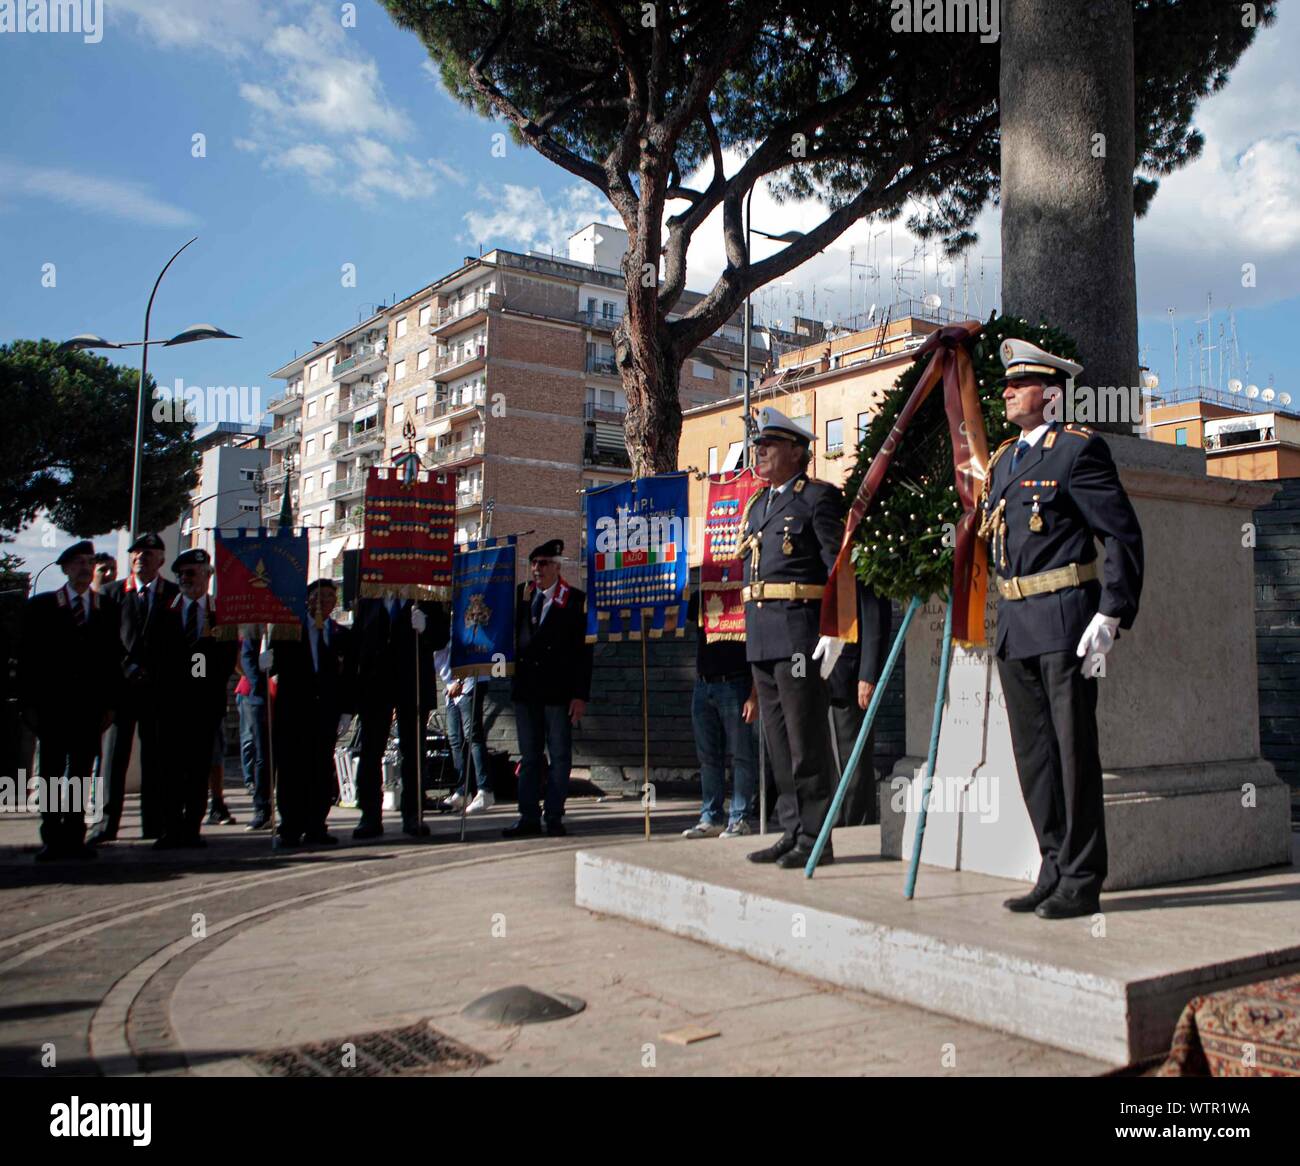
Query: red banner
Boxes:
[
  {"xmin": 359, "ymin": 466, "xmax": 455, "ymax": 600},
  {"xmin": 700, "ymin": 468, "xmax": 764, "ymax": 643},
  {"xmin": 820, "ymin": 320, "xmax": 991, "ymax": 647}
]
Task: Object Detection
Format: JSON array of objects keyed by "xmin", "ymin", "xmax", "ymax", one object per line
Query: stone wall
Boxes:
[{"xmin": 1255, "ymin": 478, "xmax": 1300, "ymax": 793}]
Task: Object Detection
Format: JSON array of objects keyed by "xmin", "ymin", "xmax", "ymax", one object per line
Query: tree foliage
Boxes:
[{"xmin": 0, "ymin": 340, "xmax": 199, "ymax": 541}]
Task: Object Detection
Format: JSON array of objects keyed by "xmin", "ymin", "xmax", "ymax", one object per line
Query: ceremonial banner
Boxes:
[
  {"xmin": 821, "ymin": 320, "xmax": 991, "ymax": 647},
  {"xmin": 214, "ymin": 527, "xmax": 308, "ymax": 633},
  {"xmin": 359, "ymin": 465, "xmax": 455, "ymax": 600},
  {"xmin": 701, "ymin": 468, "xmax": 764, "ymax": 642},
  {"xmin": 450, "ymin": 536, "xmax": 516, "ymax": 679},
  {"xmin": 585, "ymin": 473, "xmax": 690, "ymax": 642}
]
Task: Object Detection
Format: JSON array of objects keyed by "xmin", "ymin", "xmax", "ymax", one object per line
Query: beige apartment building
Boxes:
[{"xmin": 264, "ymin": 223, "xmax": 766, "ymax": 587}]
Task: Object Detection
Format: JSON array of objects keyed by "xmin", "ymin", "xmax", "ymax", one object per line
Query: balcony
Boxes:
[
  {"xmin": 434, "ymin": 342, "xmax": 487, "ymax": 378},
  {"xmin": 330, "ymin": 428, "xmax": 384, "ymax": 459},
  {"xmin": 455, "ymin": 482, "xmax": 484, "ymax": 509},
  {"xmin": 267, "ymin": 382, "xmax": 303, "ymax": 413},
  {"xmin": 579, "ymin": 308, "xmax": 624, "ymax": 331},
  {"xmin": 265, "ymin": 419, "xmax": 302, "ymax": 449},
  {"xmin": 585, "ymin": 353, "xmax": 618, "ymax": 377},
  {"xmin": 431, "ymin": 292, "xmax": 492, "ymax": 335},
  {"xmin": 332, "ymin": 344, "xmax": 385, "ymax": 383},
  {"xmin": 325, "ymin": 508, "xmax": 364, "ymax": 539},
  {"xmin": 583, "ymin": 401, "xmax": 626, "ymax": 422},
  {"xmin": 262, "ymin": 463, "xmax": 289, "ymax": 486},
  {"xmin": 434, "ymin": 387, "xmax": 487, "ymax": 419},
  {"xmin": 427, "ymin": 434, "xmax": 484, "ymax": 467},
  {"xmin": 335, "ymin": 382, "xmax": 383, "ymax": 421},
  {"xmin": 583, "ymin": 439, "xmax": 631, "ymax": 470},
  {"xmin": 327, "ymin": 473, "xmax": 367, "ymax": 500}
]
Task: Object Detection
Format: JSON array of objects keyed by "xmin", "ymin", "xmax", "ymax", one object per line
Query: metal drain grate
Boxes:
[{"xmin": 247, "ymin": 1021, "xmax": 491, "ymax": 1077}]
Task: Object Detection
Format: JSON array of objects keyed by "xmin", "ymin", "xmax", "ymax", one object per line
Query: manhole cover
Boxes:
[
  {"xmin": 246, "ymin": 1021, "xmax": 491, "ymax": 1077},
  {"xmin": 462, "ymin": 985, "xmax": 586, "ymax": 1026}
]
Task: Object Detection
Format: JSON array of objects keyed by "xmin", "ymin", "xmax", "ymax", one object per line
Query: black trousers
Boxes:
[
  {"xmin": 996, "ymin": 649, "xmax": 1107, "ymax": 897},
  {"xmin": 163, "ymin": 709, "xmax": 221, "ymax": 843},
  {"xmin": 35, "ymin": 722, "xmax": 98, "ymax": 852},
  {"xmin": 275, "ymin": 702, "xmax": 337, "ymax": 839},
  {"xmin": 356, "ymin": 695, "xmax": 430, "ymax": 826},
  {"xmin": 830, "ymin": 700, "xmax": 878, "ymax": 826},
  {"xmin": 751, "ymin": 658, "xmax": 835, "ymax": 848},
  {"xmin": 101, "ymin": 682, "xmax": 166, "ymax": 838}
]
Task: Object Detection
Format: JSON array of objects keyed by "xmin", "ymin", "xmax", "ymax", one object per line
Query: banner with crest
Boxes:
[
  {"xmin": 700, "ymin": 468, "xmax": 764, "ymax": 642},
  {"xmin": 450, "ymin": 536, "xmax": 516, "ymax": 678},
  {"xmin": 213, "ymin": 527, "xmax": 308, "ymax": 634},
  {"xmin": 359, "ymin": 463, "xmax": 455, "ymax": 600}
]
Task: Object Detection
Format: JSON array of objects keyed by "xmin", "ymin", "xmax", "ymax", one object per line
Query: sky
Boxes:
[{"xmin": 2, "ymin": 0, "xmax": 1298, "ymax": 583}]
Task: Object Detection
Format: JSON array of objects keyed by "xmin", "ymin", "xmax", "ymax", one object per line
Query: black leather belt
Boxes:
[{"xmin": 699, "ymin": 671, "xmax": 750, "ymax": 685}]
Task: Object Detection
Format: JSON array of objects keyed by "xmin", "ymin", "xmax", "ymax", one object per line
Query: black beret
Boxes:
[
  {"xmin": 127, "ymin": 532, "xmax": 166, "ymax": 553},
  {"xmin": 172, "ymin": 547, "xmax": 212, "ymax": 573},
  {"xmin": 306, "ymin": 578, "xmax": 338, "ymax": 594},
  {"xmin": 529, "ymin": 539, "xmax": 564, "ymax": 562},
  {"xmin": 56, "ymin": 540, "xmax": 95, "ymax": 566}
]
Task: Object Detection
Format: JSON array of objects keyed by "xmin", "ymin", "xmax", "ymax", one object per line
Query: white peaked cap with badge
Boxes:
[
  {"xmin": 757, "ymin": 406, "xmax": 815, "ymax": 444},
  {"xmin": 999, "ymin": 338, "xmax": 1083, "ymax": 382}
]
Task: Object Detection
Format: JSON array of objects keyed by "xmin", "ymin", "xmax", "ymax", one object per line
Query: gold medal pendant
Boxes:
[
  {"xmin": 1029, "ymin": 495, "xmax": 1044, "ymax": 533},
  {"xmin": 782, "ymin": 532, "xmax": 794, "ymax": 555}
]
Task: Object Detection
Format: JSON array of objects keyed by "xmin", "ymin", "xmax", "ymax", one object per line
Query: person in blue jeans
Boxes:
[
  {"xmin": 684, "ymin": 592, "xmax": 758, "ymax": 838},
  {"xmin": 435, "ymin": 638, "xmax": 493, "ymax": 814},
  {"xmin": 236, "ymin": 632, "xmax": 271, "ymax": 830}
]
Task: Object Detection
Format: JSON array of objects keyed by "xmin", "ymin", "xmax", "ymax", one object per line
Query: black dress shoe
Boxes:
[
  {"xmin": 245, "ymin": 813, "xmax": 271, "ymax": 832},
  {"xmin": 352, "ymin": 821, "xmax": 384, "ymax": 841},
  {"xmin": 1034, "ymin": 889, "xmax": 1100, "ymax": 920},
  {"xmin": 34, "ymin": 846, "xmax": 62, "ymax": 863},
  {"xmin": 502, "ymin": 819, "xmax": 543, "ymax": 839},
  {"xmin": 1003, "ymin": 883, "xmax": 1057, "ymax": 912},
  {"xmin": 86, "ymin": 828, "xmax": 116, "ymax": 845},
  {"xmin": 274, "ymin": 831, "xmax": 302, "ymax": 849},
  {"xmin": 402, "ymin": 822, "xmax": 431, "ymax": 838},
  {"xmin": 544, "ymin": 820, "xmax": 567, "ymax": 837},
  {"xmin": 776, "ymin": 846, "xmax": 833, "ymax": 870},
  {"xmin": 152, "ymin": 835, "xmax": 185, "ymax": 851},
  {"xmin": 302, "ymin": 831, "xmax": 338, "ymax": 846},
  {"xmin": 747, "ymin": 836, "xmax": 797, "ymax": 863}
]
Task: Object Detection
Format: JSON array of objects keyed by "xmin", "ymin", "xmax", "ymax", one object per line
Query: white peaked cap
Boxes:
[
  {"xmin": 757, "ymin": 406, "xmax": 815, "ymax": 444},
  {"xmin": 999, "ymin": 337, "xmax": 1083, "ymax": 381}
]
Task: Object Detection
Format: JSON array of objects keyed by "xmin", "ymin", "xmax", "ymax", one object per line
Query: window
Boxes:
[
  {"xmin": 325, "ymin": 355, "xmax": 335, "ymax": 375},
  {"xmin": 395, "ymin": 316, "xmax": 408, "ymax": 339},
  {"xmin": 724, "ymin": 440, "xmax": 744, "ymax": 470},
  {"xmin": 603, "ymin": 301, "xmax": 617, "ymax": 319},
  {"xmin": 307, "ymin": 398, "xmax": 318, "ymax": 418},
  {"xmin": 238, "ymin": 501, "xmax": 259, "ymax": 513},
  {"xmin": 858, "ymin": 411, "xmax": 871, "ymax": 440},
  {"xmin": 310, "ymin": 363, "xmax": 320, "ymax": 383},
  {"xmin": 324, "ymin": 392, "xmax": 334, "ymax": 412},
  {"xmin": 392, "ymin": 402, "xmax": 404, "ymax": 424},
  {"xmin": 600, "ymin": 388, "xmax": 615, "ymax": 408},
  {"xmin": 394, "ymin": 359, "xmax": 407, "ymax": 381},
  {"xmin": 238, "ymin": 467, "xmax": 258, "ymax": 481},
  {"xmin": 320, "ymin": 510, "xmax": 330, "ymax": 529},
  {"xmin": 826, "ymin": 418, "xmax": 844, "ymax": 453},
  {"xmin": 708, "ymin": 447, "xmax": 718, "ymax": 474},
  {"xmin": 302, "ymin": 475, "xmax": 314, "ymax": 496},
  {"xmin": 692, "ymin": 360, "xmax": 714, "ymax": 380},
  {"xmin": 419, "ymin": 304, "xmax": 431, "ymax": 327},
  {"xmin": 391, "ymin": 445, "xmax": 401, "ymax": 459},
  {"xmin": 304, "ymin": 437, "xmax": 316, "ymax": 457},
  {"xmin": 587, "ymin": 297, "xmax": 597, "ymax": 313},
  {"xmin": 1175, "ymin": 427, "xmax": 1188, "ymax": 446},
  {"xmin": 415, "ymin": 393, "xmax": 429, "ymax": 413},
  {"xmin": 417, "ymin": 347, "xmax": 430, "ymax": 371}
]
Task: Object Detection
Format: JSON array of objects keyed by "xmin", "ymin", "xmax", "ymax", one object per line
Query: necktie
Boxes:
[
  {"xmin": 139, "ymin": 584, "xmax": 150, "ymax": 619},
  {"xmin": 1011, "ymin": 439, "xmax": 1030, "ymax": 469},
  {"xmin": 531, "ymin": 587, "xmax": 544, "ymax": 627},
  {"xmin": 764, "ymin": 487, "xmax": 776, "ymax": 517},
  {"xmin": 185, "ymin": 600, "xmax": 199, "ymax": 644},
  {"xmin": 72, "ymin": 594, "xmax": 86, "ymax": 626}
]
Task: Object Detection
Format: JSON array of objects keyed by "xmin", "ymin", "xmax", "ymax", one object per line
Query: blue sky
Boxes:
[{"xmin": 3, "ymin": 0, "xmax": 1299, "ymax": 579}]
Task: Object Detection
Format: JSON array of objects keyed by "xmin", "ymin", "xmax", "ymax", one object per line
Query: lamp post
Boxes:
[
  {"xmin": 742, "ymin": 189, "xmax": 804, "ymax": 466},
  {"xmin": 58, "ymin": 238, "xmax": 239, "ymax": 538}
]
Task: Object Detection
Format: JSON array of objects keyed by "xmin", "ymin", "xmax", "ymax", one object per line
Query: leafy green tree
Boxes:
[
  {"xmin": 0, "ymin": 340, "xmax": 199, "ymax": 540},
  {"xmin": 383, "ymin": 0, "xmax": 1271, "ymax": 471}
]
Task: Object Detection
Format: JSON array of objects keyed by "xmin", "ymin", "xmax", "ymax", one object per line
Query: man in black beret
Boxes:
[
  {"xmin": 18, "ymin": 542, "xmax": 121, "ymax": 860},
  {"xmin": 93, "ymin": 531, "xmax": 178, "ymax": 843},
  {"xmin": 503, "ymin": 539, "xmax": 592, "ymax": 838}
]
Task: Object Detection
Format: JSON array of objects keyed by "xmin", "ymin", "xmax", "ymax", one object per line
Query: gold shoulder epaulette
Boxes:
[{"xmin": 1063, "ymin": 424, "xmax": 1093, "ymax": 438}]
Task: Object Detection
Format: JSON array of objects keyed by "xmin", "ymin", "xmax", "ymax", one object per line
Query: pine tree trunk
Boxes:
[{"xmin": 1001, "ymin": 0, "xmax": 1138, "ymax": 435}]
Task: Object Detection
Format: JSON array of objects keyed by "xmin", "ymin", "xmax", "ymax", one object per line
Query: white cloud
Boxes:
[
  {"xmin": 110, "ymin": 0, "xmax": 270, "ymax": 56},
  {"xmin": 462, "ymin": 183, "xmax": 619, "ymax": 253},
  {"xmin": 0, "ymin": 159, "xmax": 198, "ymax": 228}
]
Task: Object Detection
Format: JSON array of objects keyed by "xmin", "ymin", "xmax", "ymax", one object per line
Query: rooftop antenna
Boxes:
[
  {"xmin": 1196, "ymin": 292, "xmax": 1214, "ymax": 389},
  {"xmin": 1229, "ymin": 307, "xmax": 1241, "ymax": 382},
  {"xmin": 1168, "ymin": 307, "xmax": 1178, "ymax": 390}
]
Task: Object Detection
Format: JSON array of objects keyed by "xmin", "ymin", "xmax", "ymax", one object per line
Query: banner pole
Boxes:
[
  {"xmin": 414, "ymin": 613, "xmax": 424, "ymax": 835},
  {"xmin": 757, "ymin": 712, "xmax": 766, "ymax": 836},
  {"xmin": 804, "ymin": 595, "xmax": 921, "ymax": 877},
  {"xmin": 459, "ymin": 680, "xmax": 476, "ymax": 843},
  {"xmin": 904, "ymin": 599, "xmax": 955, "ymax": 899},
  {"xmin": 641, "ymin": 615, "xmax": 650, "ymax": 841},
  {"xmin": 263, "ymin": 628, "xmax": 279, "ymax": 853}
]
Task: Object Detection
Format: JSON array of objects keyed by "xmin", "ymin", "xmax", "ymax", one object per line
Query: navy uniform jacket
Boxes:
[
  {"xmin": 103, "ymin": 575, "xmax": 180, "ymax": 684},
  {"xmin": 511, "ymin": 579, "xmax": 593, "ymax": 706},
  {"xmin": 271, "ymin": 619, "xmax": 354, "ymax": 726},
  {"xmin": 741, "ymin": 472, "xmax": 842, "ymax": 664},
  {"xmin": 18, "ymin": 588, "xmax": 122, "ymax": 733},
  {"xmin": 984, "ymin": 422, "xmax": 1144, "ymax": 660},
  {"xmin": 352, "ymin": 599, "xmax": 449, "ymax": 706},
  {"xmin": 156, "ymin": 595, "xmax": 238, "ymax": 724}
]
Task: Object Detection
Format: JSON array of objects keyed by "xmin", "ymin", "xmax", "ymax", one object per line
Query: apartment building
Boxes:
[
  {"xmin": 1145, "ymin": 383, "xmax": 1300, "ymax": 480},
  {"xmin": 180, "ymin": 420, "xmax": 271, "ymax": 553},
  {"xmin": 267, "ymin": 222, "xmax": 766, "ymax": 586}
]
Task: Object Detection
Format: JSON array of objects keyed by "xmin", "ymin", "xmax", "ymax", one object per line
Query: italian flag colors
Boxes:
[{"xmin": 595, "ymin": 544, "xmax": 678, "ymax": 572}]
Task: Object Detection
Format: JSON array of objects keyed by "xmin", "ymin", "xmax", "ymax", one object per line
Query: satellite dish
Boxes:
[
  {"xmin": 1262, "ymin": 388, "xmax": 1276, "ymax": 402},
  {"xmin": 1141, "ymin": 371, "xmax": 1159, "ymax": 390},
  {"xmin": 1247, "ymin": 384, "xmax": 1260, "ymax": 399},
  {"xmin": 823, "ymin": 319, "xmax": 834, "ymax": 330},
  {"xmin": 1280, "ymin": 393, "xmax": 1292, "ymax": 406},
  {"xmin": 1228, "ymin": 378, "xmax": 1243, "ymax": 394},
  {"xmin": 923, "ymin": 293, "xmax": 942, "ymax": 309}
]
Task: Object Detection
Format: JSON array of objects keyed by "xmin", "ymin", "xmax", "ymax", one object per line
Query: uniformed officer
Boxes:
[
  {"xmin": 18, "ymin": 542, "xmax": 121, "ymax": 861},
  {"xmin": 740, "ymin": 409, "xmax": 845, "ymax": 869},
  {"xmin": 155, "ymin": 548, "xmax": 237, "ymax": 849},
  {"xmin": 93, "ymin": 532, "xmax": 179, "ymax": 843},
  {"xmin": 980, "ymin": 339, "xmax": 1144, "ymax": 919}
]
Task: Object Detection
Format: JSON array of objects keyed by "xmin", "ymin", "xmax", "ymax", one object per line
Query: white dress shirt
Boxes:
[
  {"xmin": 64, "ymin": 583, "xmax": 90, "ymax": 622},
  {"xmin": 180, "ymin": 595, "xmax": 207, "ymax": 638}
]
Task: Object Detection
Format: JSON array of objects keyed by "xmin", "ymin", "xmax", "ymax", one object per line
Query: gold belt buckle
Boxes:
[
  {"xmin": 749, "ymin": 581, "xmax": 764, "ymax": 601},
  {"xmin": 1005, "ymin": 576, "xmax": 1023, "ymax": 601}
]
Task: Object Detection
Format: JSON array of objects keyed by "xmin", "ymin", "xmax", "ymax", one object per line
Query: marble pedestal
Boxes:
[{"xmin": 879, "ymin": 436, "xmax": 1293, "ymax": 890}]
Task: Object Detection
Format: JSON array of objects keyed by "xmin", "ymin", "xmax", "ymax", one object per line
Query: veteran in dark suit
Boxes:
[
  {"xmin": 351, "ymin": 594, "xmax": 449, "ymax": 840},
  {"xmin": 740, "ymin": 409, "xmax": 847, "ymax": 869},
  {"xmin": 502, "ymin": 539, "xmax": 593, "ymax": 839},
  {"xmin": 18, "ymin": 542, "xmax": 121, "ymax": 861},
  {"xmin": 980, "ymin": 338, "xmax": 1144, "ymax": 919},
  {"xmin": 267, "ymin": 579, "xmax": 354, "ymax": 848},
  {"xmin": 93, "ymin": 532, "xmax": 179, "ymax": 842},
  {"xmin": 154, "ymin": 548, "xmax": 237, "ymax": 849}
]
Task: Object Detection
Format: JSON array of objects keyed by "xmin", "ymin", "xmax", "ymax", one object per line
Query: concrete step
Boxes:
[{"xmin": 574, "ymin": 827, "xmax": 1300, "ymax": 1065}]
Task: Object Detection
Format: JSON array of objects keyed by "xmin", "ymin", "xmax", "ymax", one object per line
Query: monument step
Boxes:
[{"xmin": 574, "ymin": 828, "xmax": 1300, "ymax": 1065}]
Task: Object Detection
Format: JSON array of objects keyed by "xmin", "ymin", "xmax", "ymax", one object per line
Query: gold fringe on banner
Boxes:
[
  {"xmin": 358, "ymin": 582, "xmax": 452, "ymax": 601},
  {"xmin": 450, "ymin": 662, "xmax": 513, "ymax": 679},
  {"xmin": 267, "ymin": 622, "xmax": 305, "ymax": 641}
]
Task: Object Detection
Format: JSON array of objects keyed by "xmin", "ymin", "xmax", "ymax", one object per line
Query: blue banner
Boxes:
[
  {"xmin": 585, "ymin": 473, "xmax": 690, "ymax": 642},
  {"xmin": 450, "ymin": 536, "xmax": 517, "ymax": 678}
]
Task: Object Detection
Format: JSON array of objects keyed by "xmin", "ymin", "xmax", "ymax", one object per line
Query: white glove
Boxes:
[
  {"xmin": 812, "ymin": 635, "xmax": 845, "ymax": 680},
  {"xmin": 1075, "ymin": 613, "xmax": 1120, "ymax": 672},
  {"xmin": 258, "ymin": 650, "xmax": 274, "ymax": 673},
  {"xmin": 410, "ymin": 607, "xmax": 427, "ymax": 634}
]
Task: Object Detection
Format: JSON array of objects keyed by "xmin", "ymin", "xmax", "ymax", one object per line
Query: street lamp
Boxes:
[
  {"xmin": 58, "ymin": 238, "xmax": 240, "ymax": 539},
  {"xmin": 743, "ymin": 188, "xmax": 804, "ymax": 466}
]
